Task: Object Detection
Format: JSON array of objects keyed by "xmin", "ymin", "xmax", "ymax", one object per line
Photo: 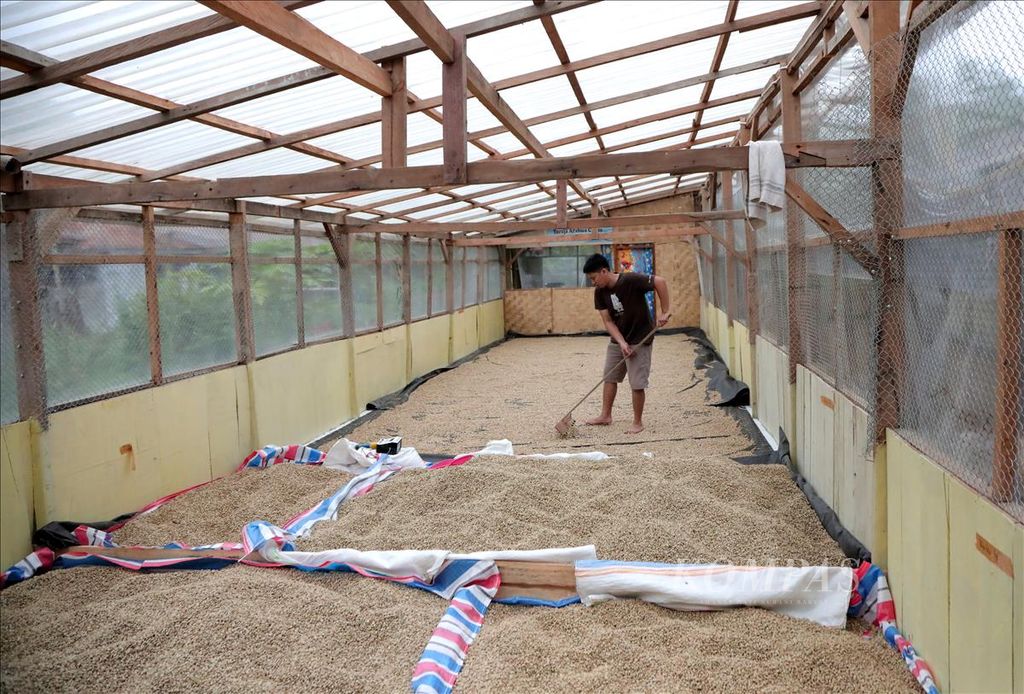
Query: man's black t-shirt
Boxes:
[{"xmin": 594, "ymin": 273, "xmax": 655, "ymax": 345}]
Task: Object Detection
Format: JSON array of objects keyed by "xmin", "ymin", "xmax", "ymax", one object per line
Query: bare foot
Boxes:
[
  {"xmin": 586, "ymin": 416, "xmax": 613, "ymax": 425},
  {"xmin": 625, "ymin": 423, "xmax": 645, "ymax": 434}
]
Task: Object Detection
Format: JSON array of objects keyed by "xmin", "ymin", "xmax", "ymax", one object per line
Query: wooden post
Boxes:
[
  {"xmin": 142, "ymin": 206, "xmax": 162, "ymax": 384},
  {"xmin": 993, "ymin": 228, "xmax": 1022, "ymax": 501},
  {"xmin": 781, "ymin": 68, "xmax": 804, "ymax": 383},
  {"xmin": 556, "ymin": 179, "xmax": 568, "ymax": 228},
  {"xmin": 336, "ymin": 227, "xmax": 356, "ymax": 337},
  {"xmin": 477, "ymin": 246, "xmax": 486, "ymax": 304},
  {"xmin": 381, "ymin": 57, "xmax": 407, "ymax": 168},
  {"xmin": 375, "ymin": 233, "xmax": 384, "ymax": 330},
  {"xmin": 426, "ymin": 238, "xmax": 434, "ymax": 316},
  {"xmin": 402, "ymin": 234, "xmax": 412, "ymax": 323},
  {"xmin": 445, "ymin": 238, "xmax": 455, "ymax": 313},
  {"xmin": 722, "ymin": 171, "xmax": 737, "ymax": 325},
  {"xmin": 7, "ymin": 210, "xmax": 47, "ymax": 423},
  {"xmin": 229, "ymin": 203, "xmax": 255, "ymax": 363},
  {"xmin": 442, "ymin": 33, "xmax": 467, "ymax": 185},
  {"xmin": 294, "ymin": 219, "xmax": 305, "ymax": 346},
  {"xmin": 870, "ymin": 0, "xmax": 905, "ymax": 441},
  {"xmin": 739, "ymin": 122, "xmax": 759, "ymax": 343}
]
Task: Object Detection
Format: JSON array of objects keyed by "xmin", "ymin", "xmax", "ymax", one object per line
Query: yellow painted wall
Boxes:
[
  {"xmin": 451, "ymin": 305, "xmax": 480, "ymax": 361},
  {"xmin": 477, "ymin": 299, "xmax": 505, "ymax": 347},
  {"xmin": 754, "ymin": 336, "xmax": 790, "ymax": 447},
  {"xmin": 251, "ymin": 340, "xmax": 353, "ymax": 445},
  {"xmin": 732, "ymin": 321, "xmax": 754, "ymax": 401},
  {"xmin": 886, "ymin": 431, "xmax": 1024, "ymax": 693},
  {"xmin": 1, "ymin": 420, "xmax": 34, "ymax": 569},
  {"xmin": 410, "ymin": 316, "xmax": 451, "ymax": 379},
  {"xmin": 34, "ymin": 366, "xmax": 252, "ymax": 525},
  {"xmin": 353, "ymin": 326, "xmax": 409, "ymax": 411}
]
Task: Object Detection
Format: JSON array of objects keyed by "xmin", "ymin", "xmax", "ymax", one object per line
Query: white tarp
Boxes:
[{"xmin": 575, "ymin": 560, "xmax": 854, "ymax": 628}]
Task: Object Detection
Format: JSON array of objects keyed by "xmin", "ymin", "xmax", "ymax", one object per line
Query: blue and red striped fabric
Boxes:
[
  {"xmin": 0, "ymin": 548, "xmax": 55, "ymax": 589},
  {"xmin": 849, "ymin": 562, "xmax": 938, "ymax": 694},
  {"xmin": 412, "ymin": 567, "xmax": 500, "ymax": 694}
]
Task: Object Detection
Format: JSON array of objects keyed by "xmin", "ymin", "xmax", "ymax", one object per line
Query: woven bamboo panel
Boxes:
[
  {"xmin": 504, "ymin": 289, "xmax": 553, "ymax": 335},
  {"xmin": 552, "ymin": 288, "xmax": 604, "ymax": 333},
  {"xmin": 655, "ymin": 241, "xmax": 701, "ymax": 327}
]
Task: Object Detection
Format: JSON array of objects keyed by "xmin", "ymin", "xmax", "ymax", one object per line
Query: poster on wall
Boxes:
[{"xmin": 615, "ymin": 245, "xmax": 656, "ymax": 318}]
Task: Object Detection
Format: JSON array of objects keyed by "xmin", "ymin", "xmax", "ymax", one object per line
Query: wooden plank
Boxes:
[
  {"xmin": 375, "ymin": 234, "xmax": 384, "ymax": 330},
  {"xmin": 381, "ymin": 57, "xmax": 408, "ymax": 168},
  {"xmin": 6, "ymin": 211, "xmax": 48, "ymax": 421},
  {"xmin": 294, "ymin": 219, "xmax": 305, "ymax": 347},
  {"xmin": 786, "ymin": 0, "xmax": 845, "ymax": 74},
  {"xmin": 386, "ymin": 0, "xmax": 457, "ymax": 62},
  {"xmin": 738, "ymin": 123, "xmax": 760, "ymax": 344},
  {"xmin": 870, "ymin": 0, "xmax": 905, "ymax": 442},
  {"xmin": 0, "ymin": 2, "xmax": 314, "ymax": 99},
  {"xmin": 199, "ymin": 1, "xmax": 393, "ymax": 96},
  {"xmin": 794, "ymin": 24, "xmax": 855, "ymax": 95},
  {"xmin": 784, "ymin": 173, "xmax": 880, "ymax": 274},
  {"xmin": 895, "ymin": 211, "xmax": 1024, "ymax": 240},
  {"xmin": 229, "ymin": 206, "xmax": 255, "ymax": 364},
  {"xmin": 324, "ymin": 224, "xmax": 356, "ymax": 337},
  {"xmin": 457, "ymin": 227, "xmax": 702, "ymax": 247},
  {"xmin": 721, "ymin": 170, "xmax": 738, "ymax": 324},
  {"xmin": 402, "ymin": 234, "xmax": 412, "ymax": 324},
  {"xmin": 993, "ymin": 228, "xmax": 1022, "ymax": 501},
  {"xmin": 781, "ymin": 69, "xmax": 805, "ymax": 384},
  {"xmin": 688, "ymin": 1, "xmax": 739, "ymax": 145},
  {"xmin": 493, "ymin": 560, "xmax": 578, "ymax": 602},
  {"xmin": 3, "ymin": 141, "xmax": 876, "ymax": 210},
  {"xmin": 142, "ymin": 206, "xmax": 163, "ymax": 385},
  {"xmin": 442, "ymin": 33, "xmax": 468, "ymax": 185},
  {"xmin": 556, "ymin": 180, "xmax": 568, "ymax": 228},
  {"xmin": 842, "ymin": 1, "xmax": 872, "ymax": 54},
  {"xmin": 358, "ymin": 212, "xmax": 732, "ymax": 234}
]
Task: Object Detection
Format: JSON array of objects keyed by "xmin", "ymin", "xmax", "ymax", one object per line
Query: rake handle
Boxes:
[{"xmin": 562, "ymin": 317, "xmax": 670, "ymax": 420}]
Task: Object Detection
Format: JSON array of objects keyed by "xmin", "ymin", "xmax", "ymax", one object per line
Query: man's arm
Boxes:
[
  {"xmin": 652, "ymin": 275, "xmax": 671, "ymax": 327},
  {"xmin": 599, "ymin": 308, "xmax": 634, "ymax": 358}
]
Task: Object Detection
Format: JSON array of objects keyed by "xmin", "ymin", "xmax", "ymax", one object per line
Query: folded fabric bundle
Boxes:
[{"xmin": 746, "ymin": 140, "xmax": 786, "ymax": 229}]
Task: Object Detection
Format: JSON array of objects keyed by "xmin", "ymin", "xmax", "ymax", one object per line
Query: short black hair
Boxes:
[{"xmin": 582, "ymin": 253, "xmax": 610, "ymax": 274}]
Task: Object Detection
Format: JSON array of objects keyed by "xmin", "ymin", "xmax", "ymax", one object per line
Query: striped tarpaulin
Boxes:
[
  {"xmin": 0, "ymin": 548, "xmax": 55, "ymax": 588},
  {"xmin": 848, "ymin": 562, "xmax": 938, "ymax": 694}
]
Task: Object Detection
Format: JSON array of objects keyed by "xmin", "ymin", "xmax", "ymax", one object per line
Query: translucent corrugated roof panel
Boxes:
[
  {"xmin": 187, "ymin": 147, "xmax": 333, "ymax": 180},
  {"xmin": 211, "ymin": 77, "xmax": 381, "ymax": 135},
  {"xmin": 467, "ymin": 20, "xmax": 557, "ymax": 83},
  {"xmin": 0, "ymin": 1, "xmax": 215, "ymax": 60},
  {"xmin": 499, "ymin": 78, "xmax": 583, "ymax": 121},
  {"xmin": 340, "ymin": 189, "xmax": 425, "ymax": 207},
  {"xmin": 0, "ymin": 83, "xmax": 154, "ymax": 149},
  {"xmin": 410, "ymin": 202, "xmax": 473, "ymax": 219},
  {"xmin": 91, "ymin": 27, "xmax": 322, "ymax": 104},
  {"xmin": 296, "ymin": 1, "xmax": 417, "ymax": 53},
  {"xmin": 547, "ymin": 140, "xmax": 601, "ymax": 158},
  {"xmin": 588, "ymin": 85, "xmax": 706, "ymax": 131},
  {"xmin": 577, "ymin": 41, "xmax": 721, "ymax": 104},
  {"xmin": 23, "ymin": 162, "xmax": 128, "ymax": 183},
  {"xmin": 721, "ymin": 18, "xmax": 815, "ymax": 69},
  {"xmin": 378, "ymin": 193, "xmax": 452, "ymax": 213},
  {"xmin": 306, "ymin": 123, "xmax": 382, "ymax": 161},
  {"xmin": 73, "ymin": 120, "xmax": 257, "ymax": 170},
  {"xmin": 554, "ymin": 2, "xmax": 729, "ymax": 61},
  {"xmin": 427, "ymin": 1, "xmax": 532, "ymax": 28}
]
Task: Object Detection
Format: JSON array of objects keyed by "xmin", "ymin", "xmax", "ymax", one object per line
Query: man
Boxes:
[{"xmin": 583, "ymin": 253, "xmax": 670, "ymax": 434}]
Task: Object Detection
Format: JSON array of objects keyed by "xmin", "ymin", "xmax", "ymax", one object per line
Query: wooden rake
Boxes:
[{"xmin": 555, "ymin": 316, "xmax": 669, "ymax": 437}]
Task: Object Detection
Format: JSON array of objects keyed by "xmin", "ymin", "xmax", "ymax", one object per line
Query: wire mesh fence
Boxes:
[{"xmin": 699, "ymin": 0, "xmax": 1024, "ymax": 518}]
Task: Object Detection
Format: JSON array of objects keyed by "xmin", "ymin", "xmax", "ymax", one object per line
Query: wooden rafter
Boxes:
[
  {"xmin": 4, "ymin": 140, "xmax": 877, "ymax": 210},
  {"xmin": 687, "ymin": 1, "xmax": 739, "ymax": 146},
  {"xmin": 784, "ymin": 173, "xmax": 880, "ymax": 275},
  {"xmin": 198, "ymin": 1, "xmax": 392, "ymax": 95}
]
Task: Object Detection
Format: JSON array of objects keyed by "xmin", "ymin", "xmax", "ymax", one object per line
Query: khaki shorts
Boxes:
[{"xmin": 603, "ymin": 341, "xmax": 653, "ymax": 390}]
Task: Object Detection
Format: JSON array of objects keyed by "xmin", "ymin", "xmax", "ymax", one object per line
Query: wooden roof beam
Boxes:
[
  {"xmin": 687, "ymin": 1, "xmax": 739, "ymax": 146},
  {"xmin": 199, "ymin": 1, "xmax": 392, "ymax": 95},
  {"xmin": 5, "ymin": 140, "xmax": 879, "ymax": 210}
]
